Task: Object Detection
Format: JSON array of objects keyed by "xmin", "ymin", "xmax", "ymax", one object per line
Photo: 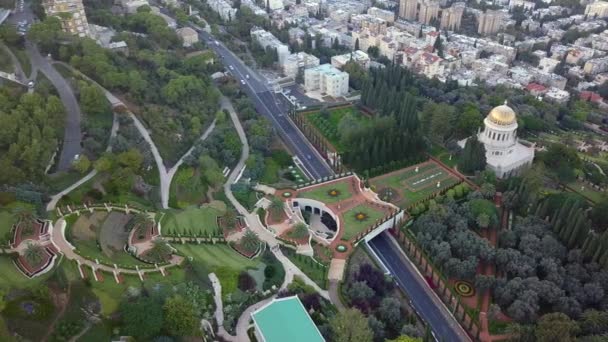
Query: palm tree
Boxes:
[
  {"xmin": 131, "ymin": 213, "xmax": 152, "ymax": 238},
  {"xmin": 240, "ymin": 230, "xmax": 260, "ymax": 254},
  {"xmin": 290, "ymin": 223, "xmax": 309, "ymax": 239},
  {"xmin": 268, "ymin": 196, "xmax": 284, "ymax": 221},
  {"xmin": 23, "ymin": 243, "xmax": 44, "ymax": 266},
  {"xmin": 146, "ymin": 239, "xmax": 172, "ymax": 263},
  {"xmin": 480, "ymin": 183, "xmax": 496, "ymax": 199}
]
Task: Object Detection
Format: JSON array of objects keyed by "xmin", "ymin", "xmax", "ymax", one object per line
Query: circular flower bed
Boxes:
[
  {"xmin": 454, "ymin": 281, "xmax": 475, "ymax": 297},
  {"xmin": 282, "ymin": 191, "xmax": 292, "ymax": 198},
  {"xmin": 354, "ymin": 212, "xmax": 368, "ymax": 222},
  {"xmin": 336, "ymin": 244, "xmax": 347, "ymax": 253},
  {"xmin": 327, "ymin": 189, "xmax": 341, "ymax": 197}
]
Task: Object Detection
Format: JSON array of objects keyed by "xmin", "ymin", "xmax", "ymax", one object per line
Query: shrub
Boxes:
[{"xmin": 238, "ymin": 271, "xmax": 256, "ymax": 292}]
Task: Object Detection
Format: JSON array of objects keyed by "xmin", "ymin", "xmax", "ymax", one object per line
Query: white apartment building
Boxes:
[
  {"xmin": 304, "ymin": 64, "xmax": 349, "ymax": 97},
  {"xmin": 208, "ymin": 0, "xmax": 237, "ymax": 21},
  {"xmin": 538, "ymin": 57, "xmax": 560, "ymax": 73},
  {"xmin": 251, "ymin": 28, "xmax": 290, "ymax": 63},
  {"xmin": 42, "ymin": 0, "xmax": 91, "ymax": 37},
  {"xmin": 282, "ymin": 52, "xmax": 320, "ymax": 78},
  {"xmin": 367, "ymin": 6, "xmax": 395, "ymax": 22},
  {"xmin": 331, "ymin": 50, "xmax": 370, "ymax": 69},
  {"xmin": 268, "ymin": 0, "xmax": 284, "ymax": 10},
  {"xmin": 586, "ymin": 1, "xmax": 608, "ymax": 18}
]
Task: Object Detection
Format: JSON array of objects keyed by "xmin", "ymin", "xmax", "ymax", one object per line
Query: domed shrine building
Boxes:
[{"xmin": 459, "ymin": 103, "xmax": 535, "ymax": 178}]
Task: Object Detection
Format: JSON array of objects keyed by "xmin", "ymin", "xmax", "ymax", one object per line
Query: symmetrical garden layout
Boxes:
[
  {"xmin": 273, "ymin": 174, "xmax": 403, "ymax": 258},
  {"xmin": 370, "ymin": 160, "xmax": 461, "ymax": 208}
]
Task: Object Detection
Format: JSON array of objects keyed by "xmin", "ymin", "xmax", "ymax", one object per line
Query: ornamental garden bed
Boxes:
[
  {"xmin": 341, "ymin": 204, "xmax": 388, "ymax": 241},
  {"xmin": 297, "ymin": 181, "xmax": 353, "ymax": 203}
]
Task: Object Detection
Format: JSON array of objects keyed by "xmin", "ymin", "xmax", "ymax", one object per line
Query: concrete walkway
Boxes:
[
  {"xmin": 127, "ymin": 111, "xmax": 216, "ymax": 208},
  {"xmin": 213, "ymin": 95, "xmax": 330, "ymax": 341}
]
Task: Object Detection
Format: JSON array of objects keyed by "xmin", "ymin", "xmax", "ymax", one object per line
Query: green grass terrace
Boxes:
[
  {"xmin": 161, "ymin": 204, "xmax": 225, "ymax": 237},
  {"xmin": 371, "ymin": 160, "xmax": 460, "ymax": 208},
  {"xmin": 341, "ymin": 204, "xmax": 389, "ymax": 241},
  {"xmin": 296, "ymin": 180, "xmax": 353, "ymax": 204}
]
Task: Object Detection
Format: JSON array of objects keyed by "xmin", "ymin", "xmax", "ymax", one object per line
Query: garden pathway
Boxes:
[
  {"xmin": 214, "ymin": 95, "xmax": 330, "ymax": 341},
  {"xmin": 478, "ymin": 195, "xmax": 510, "ymax": 342},
  {"xmin": 221, "ymin": 95, "xmax": 329, "ymax": 297},
  {"xmin": 49, "ymin": 62, "xmax": 217, "ymax": 209}
]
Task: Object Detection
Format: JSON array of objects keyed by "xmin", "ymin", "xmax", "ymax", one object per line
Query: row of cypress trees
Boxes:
[{"xmin": 345, "ymin": 65, "xmax": 426, "ymax": 171}]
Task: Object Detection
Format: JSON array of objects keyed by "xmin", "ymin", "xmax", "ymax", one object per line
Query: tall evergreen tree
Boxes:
[{"xmin": 458, "ymin": 135, "xmax": 486, "ymax": 174}]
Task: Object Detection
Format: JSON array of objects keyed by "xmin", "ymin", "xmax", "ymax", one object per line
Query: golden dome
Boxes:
[{"xmin": 487, "ymin": 103, "xmax": 516, "ymax": 125}]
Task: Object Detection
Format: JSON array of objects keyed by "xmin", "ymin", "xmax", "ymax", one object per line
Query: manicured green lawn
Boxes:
[
  {"xmin": 405, "ymin": 169, "xmax": 452, "ymax": 191},
  {"xmin": 176, "ymin": 244, "xmax": 262, "ymax": 298},
  {"xmin": 298, "ymin": 181, "xmax": 352, "ymax": 203},
  {"xmin": 261, "ymin": 157, "xmax": 280, "ymax": 184},
  {"xmin": 162, "ymin": 205, "xmax": 224, "ymax": 236},
  {"xmin": 0, "ymin": 255, "xmax": 49, "ymax": 289},
  {"xmin": 566, "ymin": 180, "xmax": 604, "ymax": 203},
  {"xmin": 430, "ymin": 144, "xmax": 459, "ymax": 168},
  {"xmin": 283, "ymin": 248, "xmax": 327, "ymax": 289},
  {"xmin": 0, "ymin": 211, "xmax": 14, "ymax": 239},
  {"xmin": 306, "ymin": 107, "xmax": 370, "ymax": 152},
  {"xmin": 401, "ymin": 177, "xmax": 459, "ymax": 205},
  {"xmin": 371, "ymin": 162, "xmax": 459, "ymax": 208},
  {"xmin": 341, "ymin": 204, "xmax": 387, "ymax": 241}
]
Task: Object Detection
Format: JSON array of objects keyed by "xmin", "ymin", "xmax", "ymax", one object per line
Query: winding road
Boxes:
[{"xmin": 25, "ymin": 41, "xmax": 83, "ymax": 172}]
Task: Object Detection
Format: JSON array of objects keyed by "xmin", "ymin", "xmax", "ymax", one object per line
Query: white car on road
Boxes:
[{"xmin": 240, "ymin": 79, "xmax": 245, "ymax": 85}]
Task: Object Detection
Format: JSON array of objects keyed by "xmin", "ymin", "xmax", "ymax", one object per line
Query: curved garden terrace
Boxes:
[{"xmin": 274, "ymin": 174, "xmax": 403, "ymax": 259}]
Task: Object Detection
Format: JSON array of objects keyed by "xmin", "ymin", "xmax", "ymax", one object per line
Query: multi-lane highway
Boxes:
[
  {"xmin": 191, "ymin": 27, "xmax": 334, "ymax": 180},
  {"xmin": 368, "ymin": 232, "xmax": 471, "ymax": 342}
]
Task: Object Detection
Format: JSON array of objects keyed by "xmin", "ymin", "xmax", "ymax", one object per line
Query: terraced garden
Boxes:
[
  {"xmin": 298, "ymin": 181, "xmax": 353, "ymax": 204},
  {"xmin": 175, "ymin": 244, "xmax": 263, "ymax": 298},
  {"xmin": 162, "ymin": 203, "xmax": 226, "ymax": 237},
  {"xmin": 66, "ymin": 211, "xmax": 149, "ymax": 268},
  {"xmin": 341, "ymin": 204, "xmax": 389, "ymax": 241},
  {"xmin": 371, "ymin": 161, "xmax": 460, "ymax": 208}
]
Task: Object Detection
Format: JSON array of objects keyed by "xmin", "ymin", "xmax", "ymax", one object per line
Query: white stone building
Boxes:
[
  {"xmin": 282, "ymin": 52, "xmax": 320, "ymax": 78},
  {"xmin": 304, "ymin": 64, "xmax": 349, "ymax": 97},
  {"xmin": 331, "ymin": 50, "xmax": 370, "ymax": 69},
  {"xmin": 251, "ymin": 28, "xmax": 290, "ymax": 63},
  {"xmin": 459, "ymin": 104, "xmax": 535, "ymax": 178},
  {"xmin": 208, "ymin": 0, "xmax": 237, "ymax": 21}
]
